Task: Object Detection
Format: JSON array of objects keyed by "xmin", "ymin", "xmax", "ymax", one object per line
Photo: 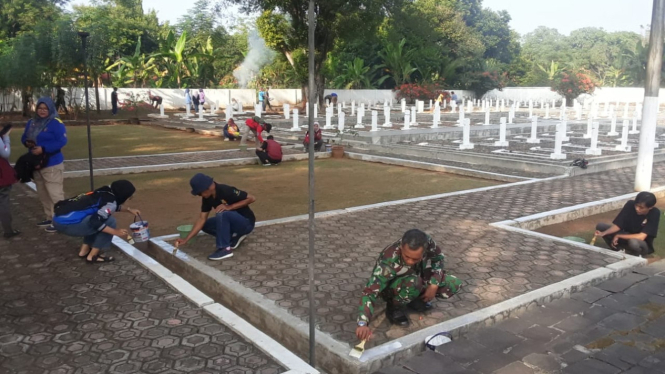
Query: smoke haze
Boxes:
[{"xmin": 234, "ymin": 29, "xmax": 276, "ymax": 88}]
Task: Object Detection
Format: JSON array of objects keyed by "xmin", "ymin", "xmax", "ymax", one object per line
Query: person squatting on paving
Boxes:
[
  {"xmin": 595, "ymin": 191, "xmax": 660, "ymax": 256},
  {"xmin": 176, "ymin": 173, "xmax": 256, "ymax": 261},
  {"xmin": 356, "ymin": 229, "xmax": 462, "ymax": 341}
]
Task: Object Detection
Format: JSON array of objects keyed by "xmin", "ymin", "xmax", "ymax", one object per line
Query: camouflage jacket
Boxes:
[{"xmin": 357, "ymin": 236, "xmax": 446, "ymax": 323}]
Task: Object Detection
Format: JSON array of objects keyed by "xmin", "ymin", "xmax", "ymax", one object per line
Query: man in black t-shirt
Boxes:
[
  {"xmin": 175, "ymin": 173, "xmax": 256, "ymax": 260},
  {"xmin": 595, "ymin": 191, "xmax": 660, "ymax": 256}
]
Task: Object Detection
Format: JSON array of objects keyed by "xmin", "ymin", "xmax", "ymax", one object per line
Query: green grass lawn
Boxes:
[
  {"xmin": 8, "ymin": 124, "xmax": 233, "ymax": 162},
  {"xmin": 64, "ymin": 158, "xmax": 502, "ymax": 236},
  {"xmin": 536, "ymin": 201, "xmax": 665, "ymax": 258}
]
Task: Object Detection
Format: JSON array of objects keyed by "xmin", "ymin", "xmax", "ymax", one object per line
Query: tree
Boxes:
[
  {"xmin": 230, "ymin": 0, "xmax": 401, "ymax": 105},
  {"xmin": 0, "ymin": 0, "xmax": 68, "ymax": 39},
  {"xmin": 332, "ymin": 58, "xmax": 387, "ymax": 89},
  {"xmin": 378, "ymin": 39, "xmax": 417, "ymax": 86}
]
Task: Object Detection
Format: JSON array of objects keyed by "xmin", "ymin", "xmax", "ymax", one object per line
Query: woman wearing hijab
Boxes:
[
  {"xmin": 199, "ymin": 89, "xmax": 206, "ymax": 109},
  {"xmin": 21, "ymin": 97, "xmax": 67, "ymax": 233},
  {"xmin": 192, "ymin": 90, "xmax": 200, "ymax": 112},
  {"xmin": 184, "ymin": 88, "xmax": 192, "ymax": 113},
  {"xmin": 53, "ymin": 180, "xmax": 140, "ymax": 264}
]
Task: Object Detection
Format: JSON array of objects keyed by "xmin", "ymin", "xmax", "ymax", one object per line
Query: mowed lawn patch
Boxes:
[
  {"xmin": 64, "ymin": 158, "xmax": 502, "ymax": 236},
  {"xmin": 536, "ymin": 200, "xmax": 665, "ymax": 259},
  {"xmin": 9, "ymin": 123, "xmax": 231, "ymax": 162}
]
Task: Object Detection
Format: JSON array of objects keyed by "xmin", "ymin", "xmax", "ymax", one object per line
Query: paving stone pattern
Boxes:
[
  {"xmin": 0, "ymin": 189, "xmax": 285, "ymax": 374},
  {"xmin": 378, "ymin": 260, "xmax": 665, "ymax": 374},
  {"xmin": 65, "ymin": 148, "xmax": 302, "ymax": 172},
  {"xmin": 180, "ymin": 162, "xmax": 665, "ymax": 347}
]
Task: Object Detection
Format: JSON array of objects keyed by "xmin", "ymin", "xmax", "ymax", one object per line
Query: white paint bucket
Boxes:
[{"xmin": 129, "ymin": 215, "xmax": 150, "ymax": 243}]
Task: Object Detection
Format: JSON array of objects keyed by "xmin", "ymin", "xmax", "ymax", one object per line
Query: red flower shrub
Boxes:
[
  {"xmin": 552, "ymin": 72, "xmax": 595, "ymax": 103},
  {"xmin": 395, "ymin": 83, "xmax": 437, "ymax": 103}
]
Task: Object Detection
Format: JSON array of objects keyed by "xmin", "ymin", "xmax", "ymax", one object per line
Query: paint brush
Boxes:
[
  {"xmin": 590, "ymin": 234, "xmax": 597, "ymax": 246},
  {"xmin": 172, "ymin": 241, "xmax": 179, "ymax": 256},
  {"xmin": 127, "ymin": 234, "xmax": 135, "ymax": 245},
  {"xmin": 349, "ymin": 340, "xmax": 366, "ymax": 359}
]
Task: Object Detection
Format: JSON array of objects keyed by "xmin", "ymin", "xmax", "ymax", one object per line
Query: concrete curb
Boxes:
[
  {"xmin": 112, "ymin": 237, "xmax": 319, "ymax": 374},
  {"xmin": 345, "ymin": 151, "xmax": 534, "ymax": 182},
  {"xmin": 63, "ymin": 152, "xmax": 332, "ymax": 178}
]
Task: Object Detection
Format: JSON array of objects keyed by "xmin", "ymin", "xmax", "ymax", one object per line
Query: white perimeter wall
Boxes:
[
  {"xmin": 13, "ymin": 86, "xmax": 665, "ymax": 112},
  {"xmin": 483, "ymin": 87, "xmax": 665, "ymax": 104}
]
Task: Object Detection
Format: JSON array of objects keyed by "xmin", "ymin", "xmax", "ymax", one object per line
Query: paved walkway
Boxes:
[
  {"xmin": 0, "ymin": 188, "xmax": 285, "ymax": 374},
  {"xmin": 64, "ymin": 148, "xmax": 303, "ymax": 173},
  {"xmin": 178, "ymin": 161, "xmax": 665, "ymax": 347},
  {"xmin": 378, "ymin": 260, "xmax": 665, "ymax": 374}
]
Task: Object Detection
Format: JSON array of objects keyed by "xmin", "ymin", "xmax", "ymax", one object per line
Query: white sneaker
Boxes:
[
  {"xmin": 224, "ymin": 138, "xmax": 229, "ymax": 141},
  {"xmin": 262, "ymin": 163, "xmax": 271, "ymax": 167}
]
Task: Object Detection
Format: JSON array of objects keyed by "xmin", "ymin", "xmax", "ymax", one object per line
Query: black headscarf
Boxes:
[{"xmin": 110, "ymin": 180, "xmax": 135, "ymax": 206}]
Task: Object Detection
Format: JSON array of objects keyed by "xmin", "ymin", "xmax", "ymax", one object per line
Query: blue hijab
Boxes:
[{"xmin": 27, "ymin": 97, "xmax": 59, "ymax": 141}]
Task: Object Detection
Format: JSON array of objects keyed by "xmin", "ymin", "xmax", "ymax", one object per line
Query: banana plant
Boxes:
[
  {"xmin": 152, "ymin": 30, "xmax": 189, "ymax": 88},
  {"xmin": 106, "ymin": 37, "xmax": 156, "ymax": 87},
  {"xmin": 537, "ymin": 60, "xmax": 563, "ymax": 82},
  {"xmin": 379, "ymin": 38, "xmax": 418, "ymax": 86},
  {"xmin": 333, "ymin": 58, "xmax": 388, "ymax": 89}
]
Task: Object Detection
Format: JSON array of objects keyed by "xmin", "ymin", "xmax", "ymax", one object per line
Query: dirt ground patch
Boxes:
[
  {"xmin": 8, "ymin": 123, "xmax": 233, "ymax": 162},
  {"xmin": 536, "ymin": 200, "xmax": 665, "ymax": 259},
  {"xmin": 63, "ymin": 158, "xmax": 501, "ymax": 237}
]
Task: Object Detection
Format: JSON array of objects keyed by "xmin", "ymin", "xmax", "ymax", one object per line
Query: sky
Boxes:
[
  {"xmin": 68, "ymin": 0, "xmax": 654, "ymax": 37},
  {"xmin": 483, "ymin": 0, "xmax": 653, "ymax": 37}
]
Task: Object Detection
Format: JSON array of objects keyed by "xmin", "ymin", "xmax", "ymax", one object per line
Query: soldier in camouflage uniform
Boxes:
[{"xmin": 356, "ymin": 229, "xmax": 462, "ymax": 341}]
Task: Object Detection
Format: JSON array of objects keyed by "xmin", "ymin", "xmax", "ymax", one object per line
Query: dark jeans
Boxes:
[
  {"xmin": 260, "ymin": 100, "xmax": 266, "ymax": 111},
  {"xmin": 55, "ymin": 216, "xmax": 117, "ymax": 250},
  {"xmin": 223, "ymin": 129, "xmax": 239, "ymax": 140},
  {"xmin": 596, "ymin": 223, "xmax": 650, "ymax": 255},
  {"xmin": 112, "ymin": 102, "xmax": 118, "ymax": 115},
  {"xmin": 0, "ymin": 186, "xmax": 13, "ymax": 234},
  {"xmin": 202, "ymin": 211, "xmax": 254, "ymax": 249},
  {"xmin": 256, "ymin": 151, "xmax": 281, "ymax": 165},
  {"xmin": 56, "ymin": 99, "xmax": 68, "ymax": 114},
  {"xmin": 303, "ymin": 140, "xmax": 323, "ymax": 152}
]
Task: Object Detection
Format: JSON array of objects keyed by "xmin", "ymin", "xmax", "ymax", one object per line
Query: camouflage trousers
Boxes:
[{"xmin": 381, "ymin": 273, "xmax": 462, "ymax": 306}]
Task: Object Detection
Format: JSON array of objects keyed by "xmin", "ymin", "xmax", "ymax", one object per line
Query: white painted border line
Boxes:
[
  {"xmin": 112, "ymin": 237, "xmax": 319, "ymax": 373},
  {"xmin": 345, "ymin": 151, "xmax": 535, "ymax": 181},
  {"xmin": 66, "ymin": 148, "xmax": 239, "ymax": 162},
  {"xmin": 63, "ymin": 152, "xmax": 332, "ymax": 178},
  {"xmin": 508, "ymin": 185, "xmax": 665, "ymax": 226},
  {"xmin": 253, "ymin": 175, "xmax": 566, "ymax": 228},
  {"xmin": 204, "ymin": 304, "xmax": 319, "ymax": 374}
]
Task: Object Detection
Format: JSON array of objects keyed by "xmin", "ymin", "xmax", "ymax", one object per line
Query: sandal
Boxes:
[
  {"xmin": 86, "ymin": 255, "xmax": 115, "ymax": 264},
  {"xmin": 78, "ymin": 248, "xmax": 91, "ymax": 259},
  {"xmin": 3, "ymin": 230, "xmax": 20, "ymax": 239}
]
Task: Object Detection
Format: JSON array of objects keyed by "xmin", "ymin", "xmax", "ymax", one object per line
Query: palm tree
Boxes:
[{"xmin": 379, "ymin": 38, "xmax": 418, "ymax": 86}]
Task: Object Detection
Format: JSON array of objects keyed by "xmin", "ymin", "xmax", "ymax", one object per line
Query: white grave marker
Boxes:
[
  {"xmin": 283, "ymin": 104, "xmax": 290, "ymax": 119},
  {"xmin": 585, "ymin": 121, "xmax": 601, "ymax": 155},
  {"xmin": 383, "ymin": 105, "xmax": 392, "ymax": 127},
  {"xmin": 371, "ymin": 111, "xmax": 378, "ymax": 132},
  {"xmin": 526, "ymin": 116, "xmax": 540, "ymax": 144},
  {"xmin": 550, "ymin": 122, "xmax": 566, "ymax": 160},
  {"xmin": 608, "ymin": 115, "xmax": 619, "ymax": 136},
  {"xmin": 583, "ymin": 117, "xmax": 593, "ymax": 139},
  {"xmin": 630, "ymin": 115, "xmax": 639, "ymax": 134},
  {"xmin": 616, "ymin": 120, "xmax": 631, "ymax": 152},
  {"xmin": 494, "ymin": 117, "xmax": 509, "ymax": 147},
  {"xmin": 338, "ymin": 111, "xmax": 345, "ymax": 132},
  {"xmin": 290, "ymin": 109, "xmax": 299, "ymax": 131},
  {"xmin": 460, "ymin": 118, "xmax": 474, "ymax": 150},
  {"xmin": 403, "ymin": 111, "xmax": 411, "ymax": 130}
]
